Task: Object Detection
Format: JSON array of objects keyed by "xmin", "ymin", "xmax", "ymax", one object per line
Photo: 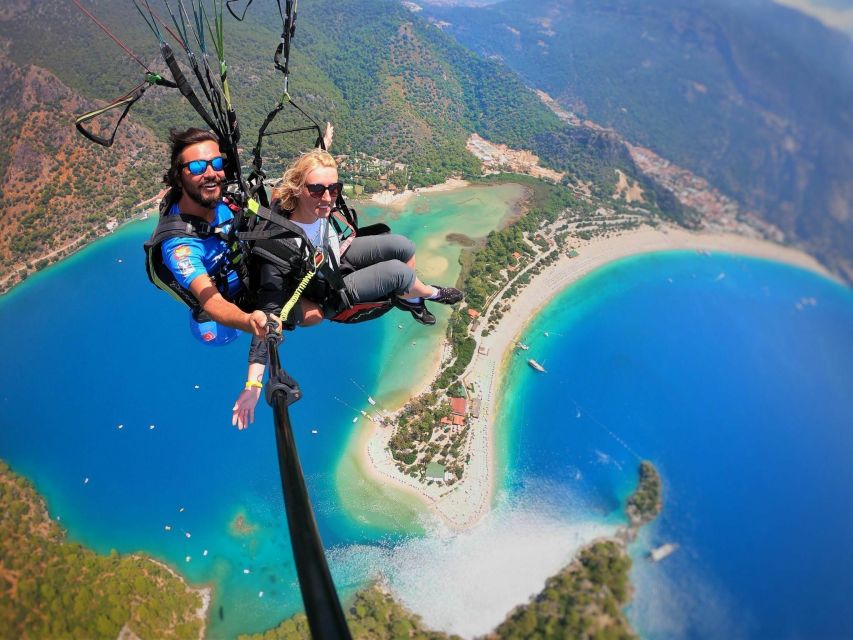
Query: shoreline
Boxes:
[
  {"xmin": 354, "ymin": 223, "xmax": 834, "ymax": 531},
  {"xmin": 142, "ymin": 556, "xmax": 212, "ymax": 639},
  {"xmin": 366, "ymin": 178, "xmax": 470, "ymax": 210}
]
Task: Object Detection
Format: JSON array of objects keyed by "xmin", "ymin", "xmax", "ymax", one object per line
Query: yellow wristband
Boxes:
[{"xmin": 245, "ymin": 381, "xmax": 263, "ymax": 390}]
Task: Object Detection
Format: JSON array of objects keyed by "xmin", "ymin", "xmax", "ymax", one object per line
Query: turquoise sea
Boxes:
[{"xmin": 1, "ymin": 194, "xmax": 851, "ymax": 638}]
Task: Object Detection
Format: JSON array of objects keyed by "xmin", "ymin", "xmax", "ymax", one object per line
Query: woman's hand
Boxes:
[
  {"xmin": 323, "ymin": 122, "xmax": 334, "ymax": 150},
  {"xmin": 232, "ymin": 387, "xmax": 262, "ymax": 430}
]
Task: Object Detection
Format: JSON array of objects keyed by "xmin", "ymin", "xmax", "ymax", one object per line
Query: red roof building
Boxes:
[{"xmin": 450, "ymin": 397, "xmax": 467, "ymax": 416}]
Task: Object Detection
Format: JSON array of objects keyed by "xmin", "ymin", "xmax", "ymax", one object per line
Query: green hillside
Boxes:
[
  {"xmin": 424, "ymin": 0, "xmax": 853, "ymax": 279},
  {"xmin": 0, "ymin": 0, "xmax": 690, "ymax": 282},
  {"xmin": 0, "ymin": 0, "xmax": 660, "ymax": 186}
]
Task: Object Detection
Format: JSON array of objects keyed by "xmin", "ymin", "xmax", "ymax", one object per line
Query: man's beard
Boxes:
[{"xmin": 184, "ymin": 178, "xmax": 222, "ymax": 209}]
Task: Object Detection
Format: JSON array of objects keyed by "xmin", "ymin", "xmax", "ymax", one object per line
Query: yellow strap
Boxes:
[
  {"xmin": 279, "ymin": 270, "xmax": 316, "ymax": 324},
  {"xmin": 278, "ymin": 248, "xmax": 326, "ymax": 325},
  {"xmin": 245, "ymin": 381, "xmax": 263, "ymax": 390}
]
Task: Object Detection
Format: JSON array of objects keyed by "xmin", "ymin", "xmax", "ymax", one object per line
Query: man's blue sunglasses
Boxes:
[{"xmin": 183, "ymin": 156, "xmax": 226, "ymax": 175}]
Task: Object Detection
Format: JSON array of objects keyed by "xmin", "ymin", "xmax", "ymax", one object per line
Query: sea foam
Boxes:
[{"xmin": 330, "ymin": 481, "xmax": 615, "ymax": 638}]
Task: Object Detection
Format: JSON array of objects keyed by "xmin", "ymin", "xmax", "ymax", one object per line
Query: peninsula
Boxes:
[{"xmin": 353, "ymin": 175, "xmax": 831, "ymax": 531}]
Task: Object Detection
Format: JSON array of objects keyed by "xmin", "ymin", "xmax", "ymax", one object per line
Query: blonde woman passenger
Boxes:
[{"xmin": 232, "ymin": 148, "xmax": 463, "ymax": 428}]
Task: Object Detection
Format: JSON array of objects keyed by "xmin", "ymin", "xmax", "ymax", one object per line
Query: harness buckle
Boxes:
[{"xmin": 311, "ymin": 247, "xmax": 325, "ymax": 272}]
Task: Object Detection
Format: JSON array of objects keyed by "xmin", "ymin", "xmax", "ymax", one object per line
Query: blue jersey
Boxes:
[{"xmin": 161, "ymin": 202, "xmax": 243, "ymax": 299}]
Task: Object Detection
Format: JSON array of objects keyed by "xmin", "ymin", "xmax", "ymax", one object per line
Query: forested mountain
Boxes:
[
  {"xmin": 421, "ymin": 0, "xmax": 853, "ymax": 279},
  {"xmin": 0, "ymin": 0, "xmax": 685, "ymax": 287},
  {"xmin": 0, "ymin": 50, "xmax": 164, "ymax": 289}
]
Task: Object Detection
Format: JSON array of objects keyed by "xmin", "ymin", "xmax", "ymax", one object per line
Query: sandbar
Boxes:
[
  {"xmin": 369, "ymin": 178, "xmax": 470, "ymax": 210},
  {"xmin": 354, "ymin": 223, "xmax": 832, "ymax": 531}
]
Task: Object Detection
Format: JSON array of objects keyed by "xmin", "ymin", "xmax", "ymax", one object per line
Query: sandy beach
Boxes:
[
  {"xmin": 369, "ymin": 178, "xmax": 470, "ymax": 210},
  {"xmin": 355, "ymin": 223, "xmax": 832, "ymax": 531}
]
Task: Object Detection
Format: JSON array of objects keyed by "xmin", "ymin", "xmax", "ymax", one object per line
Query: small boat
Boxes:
[
  {"xmin": 398, "ymin": 324, "xmax": 403, "ymax": 329},
  {"xmin": 203, "ymin": 549, "xmax": 208, "ymax": 557},
  {"xmin": 83, "ymin": 477, "xmax": 89, "ymax": 484},
  {"xmin": 185, "ymin": 532, "xmax": 191, "ymax": 539},
  {"xmin": 185, "ymin": 556, "xmax": 191, "ymax": 563},
  {"xmin": 352, "ymin": 416, "xmax": 359, "ymax": 423},
  {"xmin": 360, "ymin": 410, "xmax": 369, "ymax": 417},
  {"xmin": 179, "ymin": 507, "xmax": 185, "ymax": 513},
  {"xmin": 517, "ymin": 342, "xmax": 530, "ymax": 351},
  {"xmin": 311, "ymin": 429, "xmax": 318, "ymax": 434},
  {"xmin": 164, "ymin": 525, "xmax": 172, "ymax": 532},
  {"xmin": 543, "ymin": 331, "xmax": 550, "ymax": 337},
  {"xmin": 149, "ymin": 424, "xmax": 156, "ymax": 430},
  {"xmin": 528, "ymin": 359, "xmax": 546, "ymax": 372},
  {"xmin": 367, "ymin": 396, "xmax": 376, "ymax": 406},
  {"xmin": 243, "ymin": 568, "xmax": 251, "ymax": 574},
  {"xmin": 117, "ymin": 424, "xmax": 124, "ymax": 430},
  {"xmin": 649, "ymin": 543, "xmax": 678, "ymax": 562},
  {"xmin": 194, "ymin": 384, "xmax": 200, "ymax": 390},
  {"xmin": 258, "ymin": 591, "xmax": 264, "ymax": 598}
]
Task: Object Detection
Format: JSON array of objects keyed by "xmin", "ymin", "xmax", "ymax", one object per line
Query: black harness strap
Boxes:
[{"xmin": 159, "ymin": 41, "xmax": 223, "ymax": 134}]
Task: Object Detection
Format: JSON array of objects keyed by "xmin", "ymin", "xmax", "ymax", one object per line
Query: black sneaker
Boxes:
[
  {"xmin": 394, "ymin": 298, "xmax": 436, "ymax": 325},
  {"xmin": 429, "ymin": 286, "xmax": 464, "ymax": 305}
]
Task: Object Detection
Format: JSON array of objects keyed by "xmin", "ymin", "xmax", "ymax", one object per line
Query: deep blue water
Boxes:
[
  {"xmin": 2, "ymin": 225, "xmax": 851, "ymax": 639},
  {"xmin": 498, "ymin": 251, "xmax": 853, "ymax": 639},
  {"xmin": 0, "ymin": 219, "xmax": 407, "ymax": 637}
]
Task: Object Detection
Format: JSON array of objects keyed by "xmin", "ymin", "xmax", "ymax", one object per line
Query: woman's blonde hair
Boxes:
[{"xmin": 271, "ymin": 149, "xmax": 337, "ymax": 211}]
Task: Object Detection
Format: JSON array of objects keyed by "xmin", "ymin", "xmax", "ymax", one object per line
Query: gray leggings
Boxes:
[{"xmin": 338, "ymin": 234, "xmax": 417, "ymax": 305}]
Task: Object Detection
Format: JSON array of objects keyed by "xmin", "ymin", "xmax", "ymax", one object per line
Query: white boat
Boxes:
[
  {"xmin": 528, "ymin": 359, "xmax": 546, "ymax": 372},
  {"xmin": 649, "ymin": 543, "xmax": 678, "ymax": 562},
  {"xmin": 517, "ymin": 342, "xmax": 530, "ymax": 351},
  {"xmin": 352, "ymin": 416, "xmax": 359, "ymax": 423},
  {"xmin": 311, "ymin": 429, "xmax": 318, "ymax": 434},
  {"xmin": 367, "ymin": 396, "xmax": 376, "ymax": 406}
]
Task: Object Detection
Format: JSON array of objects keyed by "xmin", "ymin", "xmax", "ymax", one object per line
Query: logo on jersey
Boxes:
[
  {"xmin": 173, "ymin": 245, "xmax": 192, "ymax": 259},
  {"xmin": 176, "ymin": 258, "xmax": 195, "ymax": 278}
]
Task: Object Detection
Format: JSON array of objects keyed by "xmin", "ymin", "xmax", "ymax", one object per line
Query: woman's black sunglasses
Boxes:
[{"xmin": 305, "ymin": 182, "xmax": 343, "ymax": 198}]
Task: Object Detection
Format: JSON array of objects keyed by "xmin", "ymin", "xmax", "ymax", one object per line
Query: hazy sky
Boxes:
[{"xmin": 773, "ymin": 0, "xmax": 853, "ymax": 37}]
